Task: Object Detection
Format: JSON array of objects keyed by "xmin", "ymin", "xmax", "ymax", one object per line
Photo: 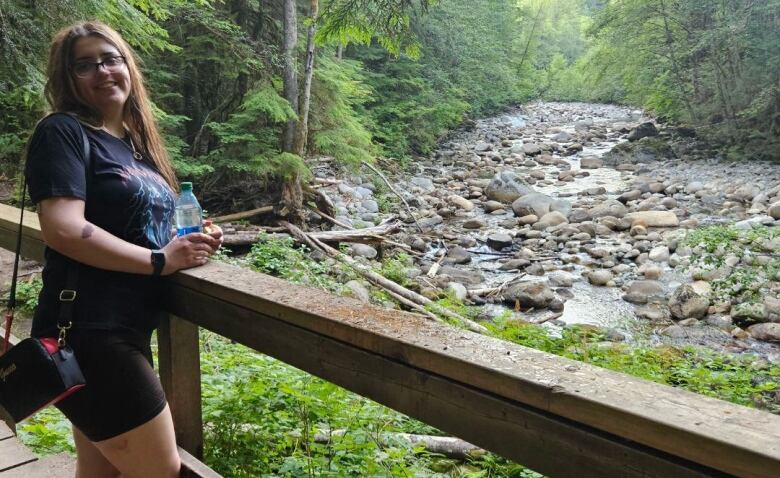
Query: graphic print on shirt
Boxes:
[{"xmin": 116, "ymin": 163, "xmax": 175, "ymax": 249}]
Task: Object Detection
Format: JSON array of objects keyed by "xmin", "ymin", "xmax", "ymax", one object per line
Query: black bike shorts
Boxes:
[{"xmin": 54, "ymin": 329, "xmax": 167, "ymax": 442}]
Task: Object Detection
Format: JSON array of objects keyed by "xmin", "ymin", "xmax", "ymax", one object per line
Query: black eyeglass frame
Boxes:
[{"xmin": 71, "ymin": 55, "xmax": 127, "ymax": 79}]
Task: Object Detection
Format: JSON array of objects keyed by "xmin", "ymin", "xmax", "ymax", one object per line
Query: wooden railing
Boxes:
[{"xmin": 2, "ymin": 202, "xmax": 780, "ymax": 478}]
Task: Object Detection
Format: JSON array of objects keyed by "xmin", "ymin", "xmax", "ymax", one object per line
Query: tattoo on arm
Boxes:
[{"xmin": 81, "ymin": 224, "xmax": 94, "ymax": 239}]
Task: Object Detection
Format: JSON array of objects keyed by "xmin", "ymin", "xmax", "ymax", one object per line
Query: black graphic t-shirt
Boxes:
[{"xmin": 25, "ymin": 113, "xmax": 175, "ymax": 336}]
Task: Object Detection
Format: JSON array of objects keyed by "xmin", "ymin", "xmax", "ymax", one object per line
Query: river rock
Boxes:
[
  {"xmin": 503, "ymin": 281, "xmax": 555, "ymax": 309},
  {"xmin": 552, "ymin": 131, "xmax": 572, "ymax": 142},
  {"xmin": 734, "ymin": 215, "xmax": 775, "ymax": 230},
  {"xmin": 618, "ymin": 189, "xmax": 642, "ymax": 203},
  {"xmin": 580, "ymin": 157, "xmax": 603, "ymax": 169},
  {"xmin": 769, "ymin": 202, "xmax": 780, "ymax": 220},
  {"xmin": 462, "ymin": 218, "xmax": 486, "ymax": 229},
  {"xmin": 448, "ymin": 282, "xmax": 468, "ymax": 301},
  {"xmin": 344, "ymin": 280, "xmax": 370, "ymax": 303},
  {"xmin": 517, "ymin": 214, "xmax": 538, "ymax": 225},
  {"xmin": 483, "ymin": 200, "xmax": 504, "ymax": 213},
  {"xmin": 548, "ymin": 271, "xmax": 575, "ymax": 287},
  {"xmin": 474, "ymin": 142, "xmax": 492, "ymax": 152},
  {"xmin": 523, "ymin": 143, "xmax": 542, "ymax": 155},
  {"xmin": 487, "ymin": 233, "xmax": 513, "ymax": 250},
  {"xmin": 660, "ymin": 325, "xmax": 687, "ymax": 338},
  {"xmin": 410, "ymin": 176, "xmax": 435, "ymax": 192},
  {"xmin": 668, "ymin": 285, "xmax": 709, "ymax": 320},
  {"xmin": 439, "ymin": 266, "xmax": 484, "ymax": 285},
  {"xmin": 623, "ymin": 280, "xmax": 665, "ymax": 304},
  {"xmin": 588, "ymin": 270, "xmax": 613, "ymax": 286},
  {"xmin": 534, "ymin": 211, "xmax": 568, "ymax": 230},
  {"xmin": 648, "ymin": 245, "xmax": 670, "ymax": 262},
  {"xmin": 449, "ymin": 195, "xmax": 475, "ymax": 211},
  {"xmin": 624, "ymin": 211, "xmax": 679, "ymax": 227},
  {"xmin": 512, "ymin": 192, "xmax": 554, "ymax": 217},
  {"xmin": 418, "ymin": 215, "xmax": 443, "ymax": 229},
  {"xmin": 485, "ymin": 171, "xmax": 534, "ymax": 203},
  {"xmin": 588, "ymin": 199, "xmax": 628, "ymax": 219},
  {"xmin": 638, "ymin": 264, "xmax": 662, "ymax": 279},
  {"xmin": 349, "ymin": 243, "xmax": 378, "ymax": 259},
  {"xmin": 445, "ymin": 246, "xmax": 472, "ymax": 264},
  {"xmin": 731, "ymin": 302, "xmax": 768, "ymax": 326},
  {"xmin": 499, "ymin": 259, "xmax": 531, "ymax": 270},
  {"xmin": 635, "ymin": 303, "xmax": 671, "ymax": 321},
  {"xmin": 747, "ymin": 323, "xmax": 780, "ymax": 342},
  {"xmin": 627, "ymin": 122, "xmax": 658, "ymax": 141}
]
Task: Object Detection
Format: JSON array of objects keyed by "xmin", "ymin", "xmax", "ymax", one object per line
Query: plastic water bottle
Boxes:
[{"xmin": 175, "ymin": 182, "xmax": 202, "ymax": 236}]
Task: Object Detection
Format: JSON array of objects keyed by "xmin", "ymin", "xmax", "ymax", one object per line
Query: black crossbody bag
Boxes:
[{"xmin": 0, "ymin": 113, "xmax": 89, "ymax": 429}]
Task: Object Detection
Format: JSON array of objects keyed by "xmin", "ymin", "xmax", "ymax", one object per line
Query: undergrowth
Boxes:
[{"xmin": 680, "ymin": 224, "xmax": 780, "ymax": 304}]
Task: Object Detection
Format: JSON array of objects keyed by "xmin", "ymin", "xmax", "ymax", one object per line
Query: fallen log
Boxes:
[
  {"xmin": 282, "ymin": 221, "xmax": 488, "ymax": 334},
  {"xmin": 223, "ymin": 221, "xmax": 402, "ymax": 247},
  {"xmin": 312, "ymin": 429, "xmax": 485, "ymax": 460},
  {"xmin": 211, "ymin": 206, "xmax": 274, "ymax": 224}
]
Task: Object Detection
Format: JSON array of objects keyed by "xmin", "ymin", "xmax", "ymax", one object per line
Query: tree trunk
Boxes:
[
  {"xmin": 658, "ymin": 0, "xmax": 698, "ymax": 122},
  {"xmin": 282, "ymin": 0, "xmax": 299, "ymax": 152},
  {"xmin": 292, "ymin": 0, "xmax": 319, "ymax": 156}
]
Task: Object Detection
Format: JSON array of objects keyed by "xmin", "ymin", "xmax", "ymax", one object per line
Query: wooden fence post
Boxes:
[{"xmin": 158, "ymin": 315, "xmax": 203, "ymax": 459}]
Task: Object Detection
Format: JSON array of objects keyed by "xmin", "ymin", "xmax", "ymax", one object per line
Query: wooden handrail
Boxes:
[{"xmin": 2, "ymin": 202, "xmax": 780, "ymax": 478}]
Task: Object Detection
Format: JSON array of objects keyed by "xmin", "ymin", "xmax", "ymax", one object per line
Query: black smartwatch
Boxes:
[{"xmin": 150, "ymin": 250, "xmax": 166, "ymax": 276}]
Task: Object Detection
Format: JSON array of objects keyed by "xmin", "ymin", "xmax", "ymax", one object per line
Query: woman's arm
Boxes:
[{"xmin": 39, "ymin": 197, "xmax": 220, "ymax": 275}]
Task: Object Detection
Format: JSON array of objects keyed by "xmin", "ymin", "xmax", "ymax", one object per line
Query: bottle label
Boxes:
[{"xmin": 176, "ymin": 224, "xmax": 202, "ymax": 236}]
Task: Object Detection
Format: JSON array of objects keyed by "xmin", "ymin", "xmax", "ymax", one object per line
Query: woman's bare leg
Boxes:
[
  {"xmin": 73, "ymin": 426, "xmax": 121, "ymax": 478},
  {"xmin": 91, "ymin": 404, "xmax": 180, "ymax": 478}
]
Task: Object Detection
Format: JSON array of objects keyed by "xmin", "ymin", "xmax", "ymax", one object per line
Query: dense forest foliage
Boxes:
[{"xmin": 0, "ymin": 0, "xmax": 778, "ymax": 209}]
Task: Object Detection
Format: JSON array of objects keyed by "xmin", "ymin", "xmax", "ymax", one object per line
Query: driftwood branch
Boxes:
[
  {"xmin": 282, "ymin": 221, "xmax": 488, "ymax": 334},
  {"xmin": 361, "ymin": 161, "xmax": 424, "ymax": 234},
  {"xmin": 211, "ymin": 206, "xmax": 274, "ymax": 224},
  {"xmin": 223, "ymin": 221, "xmax": 401, "ymax": 247}
]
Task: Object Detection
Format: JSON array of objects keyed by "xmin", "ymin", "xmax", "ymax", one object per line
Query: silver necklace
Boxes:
[{"xmin": 124, "ymin": 133, "xmax": 144, "ymax": 161}]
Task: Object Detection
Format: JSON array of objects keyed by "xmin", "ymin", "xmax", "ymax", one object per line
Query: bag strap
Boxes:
[{"xmin": 4, "ymin": 113, "xmax": 91, "ymax": 352}]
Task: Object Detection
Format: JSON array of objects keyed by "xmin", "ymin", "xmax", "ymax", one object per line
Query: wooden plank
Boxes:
[
  {"xmin": 1, "ymin": 453, "xmax": 74, "ymax": 478},
  {"xmin": 0, "ymin": 438, "xmax": 37, "ymax": 472},
  {"xmin": 158, "ymin": 315, "xmax": 203, "ymax": 459},
  {"xmin": 165, "ymin": 287, "xmax": 731, "ymax": 478},
  {"xmin": 167, "ymin": 262, "xmax": 780, "ymax": 478},
  {"xmin": 0, "ymin": 422, "xmax": 14, "ymax": 441},
  {"xmin": 0, "ymin": 203, "xmax": 45, "ymax": 263},
  {"xmin": 178, "ymin": 446, "xmax": 222, "ymax": 478}
]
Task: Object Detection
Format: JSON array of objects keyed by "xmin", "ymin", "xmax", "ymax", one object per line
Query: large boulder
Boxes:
[
  {"xmin": 627, "ymin": 122, "xmax": 658, "ymax": 141},
  {"xmin": 731, "ymin": 303, "xmax": 768, "ymax": 326},
  {"xmin": 512, "ymin": 192, "xmax": 555, "ymax": 217},
  {"xmin": 624, "ymin": 211, "xmax": 680, "ymax": 227},
  {"xmin": 747, "ymin": 323, "xmax": 780, "ymax": 342},
  {"xmin": 503, "ymin": 281, "xmax": 555, "ymax": 309},
  {"xmin": 588, "ymin": 199, "xmax": 628, "ymax": 219},
  {"xmin": 668, "ymin": 285, "xmax": 709, "ymax": 319},
  {"xmin": 485, "ymin": 171, "xmax": 534, "ymax": 203},
  {"xmin": 602, "ymin": 137, "xmax": 674, "ymax": 166}
]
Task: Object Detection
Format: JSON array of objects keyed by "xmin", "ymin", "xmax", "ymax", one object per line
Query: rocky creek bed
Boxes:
[{"xmin": 307, "ymin": 102, "xmax": 780, "ymax": 362}]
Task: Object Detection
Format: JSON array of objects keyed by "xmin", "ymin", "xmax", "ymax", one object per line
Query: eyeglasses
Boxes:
[{"xmin": 72, "ymin": 55, "xmax": 126, "ymax": 79}]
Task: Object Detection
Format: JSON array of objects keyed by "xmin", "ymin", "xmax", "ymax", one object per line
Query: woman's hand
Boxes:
[
  {"xmin": 202, "ymin": 219, "xmax": 224, "ymax": 250},
  {"xmin": 160, "ymin": 232, "xmax": 221, "ymax": 275}
]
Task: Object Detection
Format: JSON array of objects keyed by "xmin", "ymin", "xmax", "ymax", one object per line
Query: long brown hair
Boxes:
[{"xmin": 44, "ymin": 21, "xmax": 177, "ymax": 190}]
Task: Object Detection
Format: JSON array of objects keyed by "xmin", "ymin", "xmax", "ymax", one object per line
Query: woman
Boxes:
[{"xmin": 25, "ymin": 21, "xmax": 221, "ymax": 477}]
